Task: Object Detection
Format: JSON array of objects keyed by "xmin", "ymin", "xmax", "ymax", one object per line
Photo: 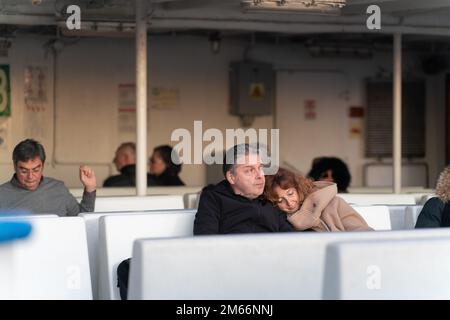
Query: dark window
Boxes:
[{"xmin": 366, "ymin": 80, "xmax": 426, "ymax": 158}]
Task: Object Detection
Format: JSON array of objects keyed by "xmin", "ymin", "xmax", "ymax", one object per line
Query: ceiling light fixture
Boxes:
[{"xmin": 241, "ymin": 0, "xmax": 346, "ymax": 15}]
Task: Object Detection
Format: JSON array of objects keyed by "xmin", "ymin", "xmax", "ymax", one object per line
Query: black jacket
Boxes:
[
  {"xmin": 194, "ymin": 180, "xmax": 294, "ymax": 235},
  {"xmin": 416, "ymin": 166, "xmax": 450, "ymax": 228},
  {"xmin": 148, "ymin": 170, "xmax": 185, "ymax": 186},
  {"xmin": 103, "ymin": 165, "xmax": 151, "ymax": 187},
  {"xmin": 415, "ymin": 197, "xmax": 449, "ymax": 228}
]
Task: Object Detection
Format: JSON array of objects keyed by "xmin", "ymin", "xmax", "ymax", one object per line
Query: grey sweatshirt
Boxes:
[{"xmin": 0, "ymin": 175, "xmax": 96, "ymax": 216}]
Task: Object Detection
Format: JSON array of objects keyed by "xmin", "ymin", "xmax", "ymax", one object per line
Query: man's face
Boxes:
[
  {"xmin": 113, "ymin": 148, "xmax": 128, "ymax": 171},
  {"xmin": 227, "ymin": 153, "xmax": 265, "ymax": 199},
  {"xmin": 15, "ymin": 157, "xmax": 44, "ymax": 191}
]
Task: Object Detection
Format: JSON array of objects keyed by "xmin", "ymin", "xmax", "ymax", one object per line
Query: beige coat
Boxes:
[{"xmin": 287, "ymin": 181, "xmax": 372, "ymax": 232}]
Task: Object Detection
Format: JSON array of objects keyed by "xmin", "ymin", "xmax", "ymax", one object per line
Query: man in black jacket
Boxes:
[
  {"xmin": 103, "ymin": 142, "xmax": 136, "ymax": 187},
  {"xmin": 194, "ymin": 143, "xmax": 294, "ymax": 234},
  {"xmin": 116, "ymin": 144, "xmax": 293, "ymax": 299},
  {"xmin": 103, "ymin": 142, "xmax": 151, "ymax": 187}
]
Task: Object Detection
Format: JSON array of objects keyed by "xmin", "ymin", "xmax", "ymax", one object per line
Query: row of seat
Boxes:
[
  {"xmin": 70, "ymin": 204, "xmax": 424, "ymax": 299},
  {"xmin": 129, "ymin": 229, "xmax": 450, "ymax": 299},
  {"xmin": 74, "ymin": 188, "xmax": 435, "ymax": 212},
  {"xmin": 0, "ymin": 203, "xmax": 426, "ymax": 299}
]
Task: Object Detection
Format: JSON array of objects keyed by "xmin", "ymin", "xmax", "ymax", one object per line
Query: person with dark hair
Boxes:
[
  {"xmin": 193, "ymin": 143, "xmax": 294, "ymax": 234},
  {"xmin": 103, "ymin": 142, "xmax": 146, "ymax": 187},
  {"xmin": 416, "ymin": 166, "xmax": 450, "ymax": 228},
  {"xmin": 0, "ymin": 139, "xmax": 96, "ymax": 216},
  {"xmin": 148, "ymin": 145, "xmax": 184, "ymax": 186},
  {"xmin": 264, "ymin": 168, "xmax": 371, "ymax": 232},
  {"xmin": 307, "ymin": 157, "xmax": 351, "ymax": 193}
]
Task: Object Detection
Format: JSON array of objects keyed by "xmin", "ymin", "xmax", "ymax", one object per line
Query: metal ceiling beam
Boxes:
[
  {"xmin": 0, "ymin": 14, "xmax": 56, "ymax": 25},
  {"xmin": 344, "ymin": 0, "xmax": 450, "ymax": 15},
  {"xmin": 149, "ymin": 17, "xmax": 450, "ymax": 36}
]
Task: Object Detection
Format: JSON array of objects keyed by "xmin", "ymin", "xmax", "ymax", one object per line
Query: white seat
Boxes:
[
  {"xmin": 0, "ymin": 245, "xmax": 13, "ymax": 299},
  {"xmin": 352, "ymin": 206, "xmax": 391, "ymax": 230},
  {"xmin": 385, "ymin": 206, "xmax": 408, "ymax": 230},
  {"xmin": 92, "ymin": 195, "xmax": 184, "ymax": 212},
  {"xmin": 409, "ymin": 193, "xmax": 435, "ymax": 205},
  {"xmin": 79, "ymin": 209, "xmax": 195, "ymax": 300},
  {"xmin": 418, "ymin": 194, "xmax": 436, "ymax": 205},
  {"xmin": 1, "ymin": 217, "xmax": 92, "ymax": 299},
  {"xmin": 323, "ymin": 237, "xmax": 450, "ymax": 299},
  {"xmin": 404, "ymin": 205, "xmax": 424, "ymax": 229},
  {"xmin": 97, "ymin": 211, "xmax": 196, "ymax": 300},
  {"xmin": 70, "ymin": 186, "xmax": 203, "ymax": 198},
  {"xmin": 338, "ymin": 194, "xmax": 416, "ymax": 205},
  {"xmin": 183, "ymin": 192, "xmax": 200, "ymax": 209},
  {"xmin": 128, "ymin": 228, "xmax": 450, "ymax": 300}
]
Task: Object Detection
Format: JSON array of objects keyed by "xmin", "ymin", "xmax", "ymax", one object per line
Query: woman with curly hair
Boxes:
[
  {"xmin": 416, "ymin": 166, "xmax": 450, "ymax": 228},
  {"xmin": 264, "ymin": 167, "xmax": 372, "ymax": 232},
  {"xmin": 307, "ymin": 157, "xmax": 351, "ymax": 193}
]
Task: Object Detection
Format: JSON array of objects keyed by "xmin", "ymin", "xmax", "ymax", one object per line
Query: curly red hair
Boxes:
[{"xmin": 264, "ymin": 167, "xmax": 315, "ymax": 206}]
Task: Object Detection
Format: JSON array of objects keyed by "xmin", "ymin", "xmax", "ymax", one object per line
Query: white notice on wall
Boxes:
[
  {"xmin": 150, "ymin": 87, "xmax": 180, "ymax": 110},
  {"xmin": 23, "ymin": 66, "xmax": 49, "ymax": 139}
]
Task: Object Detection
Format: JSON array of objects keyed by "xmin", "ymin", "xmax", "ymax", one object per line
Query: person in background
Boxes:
[
  {"xmin": 416, "ymin": 166, "xmax": 450, "ymax": 228},
  {"xmin": 104, "ymin": 142, "xmax": 147, "ymax": 187},
  {"xmin": 264, "ymin": 167, "xmax": 372, "ymax": 232},
  {"xmin": 0, "ymin": 139, "xmax": 96, "ymax": 216},
  {"xmin": 307, "ymin": 156, "xmax": 351, "ymax": 193},
  {"xmin": 148, "ymin": 145, "xmax": 185, "ymax": 186}
]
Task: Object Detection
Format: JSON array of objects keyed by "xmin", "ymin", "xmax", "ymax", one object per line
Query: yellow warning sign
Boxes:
[{"xmin": 249, "ymin": 83, "xmax": 265, "ymax": 100}]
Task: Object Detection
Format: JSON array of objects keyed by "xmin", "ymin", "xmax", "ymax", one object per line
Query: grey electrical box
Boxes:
[{"xmin": 229, "ymin": 61, "xmax": 274, "ymax": 116}]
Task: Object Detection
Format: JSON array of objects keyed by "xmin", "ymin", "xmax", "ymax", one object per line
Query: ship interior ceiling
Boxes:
[
  {"xmin": 1, "ymin": 0, "xmax": 450, "ymax": 190},
  {"xmin": 2, "ymin": 0, "xmax": 450, "ymax": 53},
  {"xmin": 2, "ymin": 0, "xmax": 450, "ymax": 57}
]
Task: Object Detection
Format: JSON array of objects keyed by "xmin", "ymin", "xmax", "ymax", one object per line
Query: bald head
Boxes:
[{"xmin": 113, "ymin": 142, "xmax": 136, "ymax": 171}]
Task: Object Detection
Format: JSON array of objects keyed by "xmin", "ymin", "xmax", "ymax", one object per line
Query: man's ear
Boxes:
[{"xmin": 226, "ymin": 170, "xmax": 235, "ymax": 185}]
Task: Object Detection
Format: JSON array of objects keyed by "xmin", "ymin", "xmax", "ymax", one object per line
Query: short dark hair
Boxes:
[
  {"xmin": 222, "ymin": 143, "xmax": 259, "ymax": 177},
  {"xmin": 12, "ymin": 139, "xmax": 46, "ymax": 166},
  {"xmin": 153, "ymin": 145, "xmax": 182, "ymax": 176},
  {"xmin": 307, "ymin": 157, "xmax": 351, "ymax": 193}
]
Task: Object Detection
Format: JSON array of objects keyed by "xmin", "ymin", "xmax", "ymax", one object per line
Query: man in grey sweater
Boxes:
[{"xmin": 0, "ymin": 139, "xmax": 96, "ymax": 216}]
